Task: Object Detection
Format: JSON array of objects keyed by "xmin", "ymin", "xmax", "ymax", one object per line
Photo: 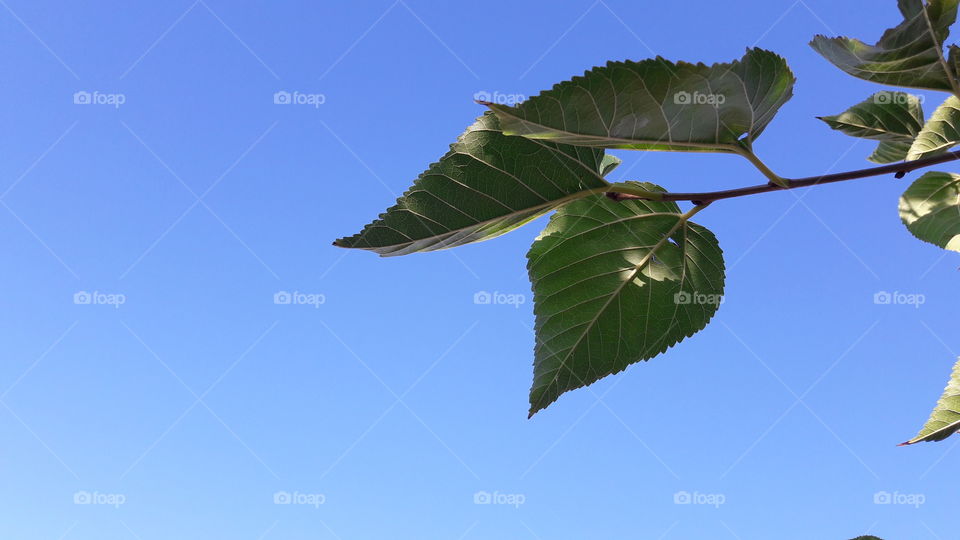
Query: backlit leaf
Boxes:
[
  {"xmin": 907, "ymin": 95, "xmax": 960, "ymax": 159},
  {"xmin": 811, "ymin": 0, "xmax": 960, "ymax": 92},
  {"xmin": 334, "ymin": 113, "xmax": 640, "ymax": 256},
  {"xmin": 898, "ymin": 171, "xmax": 960, "ymax": 251},
  {"xmin": 902, "ymin": 357, "xmax": 960, "ymax": 444},
  {"xmin": 526, "ymin": 183, "xmax": 724, "ymax": 416},
  {"xmin": 484, "ymin": 48, "xmax": 794, "ymax": 154},
  {"xmin": 818, "ymin": 91, "xmax": 925, "ymax": 163}
]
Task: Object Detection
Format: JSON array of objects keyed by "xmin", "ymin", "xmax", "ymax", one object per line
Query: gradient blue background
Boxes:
[{"xmin": 0, "ymin": 1, "xmax": 957, "ymax": 538}]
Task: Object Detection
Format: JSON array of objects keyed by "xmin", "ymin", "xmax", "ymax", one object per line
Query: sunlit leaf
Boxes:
[
  {"xmin": 902, "ymin": 357, "xmax": 960, "ymax": 445},
  {"xmin": 907, "ymin": 96, "xmax": 960, "ymax": 159},
  {"xmin": 898, "ymin": 171, "xmax": 960, "ymax": 251},
  {"xmin": 334, "ymin": 113, "xmax": 642, "ymax": 256},
  {"xmin": 818, "ymin": 91, "xmax": 925, "ymax": 163},
  {"xmin": 811, "ymin": 0, "xmax": 960, "ymax": 92},
  {"xmin": 526, "ymin": 183, "xmax": 724, "ymax": 416},
  {"xmin": 871, "ymin": 140, "xmax": 915, "ymax": 163},
  {"xmin": 483, "ymin": 48, "xmax": 794, "ymax": 154},
  {"xmin": 600, "ymin": 153, "xmax": 623, "ymax": 176}
]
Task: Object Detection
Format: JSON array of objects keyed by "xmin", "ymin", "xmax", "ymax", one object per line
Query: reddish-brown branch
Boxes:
[{"xmin": 606, "ymin": 149, "xmax": 960, "ymax": 203}]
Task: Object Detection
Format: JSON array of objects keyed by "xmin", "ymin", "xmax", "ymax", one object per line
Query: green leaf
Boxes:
[
  {"xmin": 483, "ymin": 48, "xmax": 794, "ymax": 153},
  {"xmin": 810, "ymin": 0, "xmax": 960, "ymax": 92},
  {"xmin": 818, "ymin": 91, "xmax": 925, "ymax": 163},
  {"xmin": 898, "ymin": 171, "xmax": 960, "ymax": 251},
  {"xmin": 907, "ymin": 95, "xmax": 960, "ymax": 159},
  {"xmin": 901, "ymin": 357, "xmax": 960, "ymax": 445},
  {"xmin": 333, "ymin": 113, "xmax": 646, "ymax": 256},
  {"xmin": 600, "ymin": 153, "xmax": 622, "ymax": 177},
  {"xmin": 870, "ymin": 140, "xmax": 914, "ymax": 163},
  {"xmin": 526, "ymin": 182, "xmax": 724, "ymax": 416}
]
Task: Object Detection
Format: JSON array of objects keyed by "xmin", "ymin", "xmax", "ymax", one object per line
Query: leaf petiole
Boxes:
[{"xmin": 734, "ymin": 146, "xmax": 789, "ymax": 187}]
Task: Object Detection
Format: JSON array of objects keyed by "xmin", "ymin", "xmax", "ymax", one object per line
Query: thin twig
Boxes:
[{"xmin": 606, "ymin": 149, "xmax": 960, "ymax": 203}]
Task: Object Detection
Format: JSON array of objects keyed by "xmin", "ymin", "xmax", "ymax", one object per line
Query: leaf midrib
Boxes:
[
  {"xmin": 359, "ymin": 186, "xmax": 612, "ymax": 252},
  {"xmin": 920, "ymin": 4, "xmax": 960, "ymax": 96},
  {"xmin": 491, "ymin": 105, "xmax": 739, "ymax": 152}
]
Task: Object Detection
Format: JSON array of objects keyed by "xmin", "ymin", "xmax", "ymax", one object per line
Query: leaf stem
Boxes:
[
  {"xmin": 604, "ymin": 183, "xmax": 664, "ymax": 200},
  {"xmin": 733, "ymin": 146, "xmax": 789, "ymax": 187},
  {"xmin": 606, "ymin": 148, "xmax": 960, "ymax": 203},
  {"xmin": 921, "ymin": 7, "xmax": 960, "ymax": 101}
]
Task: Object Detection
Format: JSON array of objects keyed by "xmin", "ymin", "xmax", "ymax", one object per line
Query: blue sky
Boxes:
[{"xmin": 0, "ymin": 1, "xmax": 957, "ymax": 538}]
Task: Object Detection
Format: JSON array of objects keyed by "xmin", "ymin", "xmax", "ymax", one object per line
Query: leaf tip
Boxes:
[
  {"xmin": 527, "ymin": 390, "xmax": 554, "ymax": 419},
  {"xmin": 332, "ymin": 237, "xmax": 354, "ymax": 249},
  {"xmin": 527, "ymin": 400, "xmax": 543, "ymax": 419},
  {"xmin": 476, "ymin": 100, "xmax": 508, "ymax": 111}
]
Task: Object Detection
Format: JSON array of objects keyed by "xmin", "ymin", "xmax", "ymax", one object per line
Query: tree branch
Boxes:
[{"xmin": 606, "ymin": 148, "xmax": 960, "ymax": 203}]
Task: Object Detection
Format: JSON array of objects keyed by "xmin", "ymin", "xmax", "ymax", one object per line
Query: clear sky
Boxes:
[{"xmin": 0, "ymin": 1, "xmax": 957, "ymax": 539}]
